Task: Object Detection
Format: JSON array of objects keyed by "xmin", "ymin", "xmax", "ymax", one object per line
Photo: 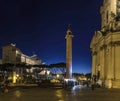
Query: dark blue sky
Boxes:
[{"xmin": 0, "ymin": 0, "xmax": 103, "ymax": 73}]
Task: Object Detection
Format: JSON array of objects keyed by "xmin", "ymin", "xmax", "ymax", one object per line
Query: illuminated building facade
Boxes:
[
  {"xmin": 2, "ymin": 43, "xmax": 42, "ymax": 65},
  {"xmin": 90, "ymin": 0, "xmax": 120, "ymax": 88}
]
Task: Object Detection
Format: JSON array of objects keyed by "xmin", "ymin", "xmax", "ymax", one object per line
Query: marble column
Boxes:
[{"xmin": 65, "ymin": 25, "xmax": 73, "ymax": 79}]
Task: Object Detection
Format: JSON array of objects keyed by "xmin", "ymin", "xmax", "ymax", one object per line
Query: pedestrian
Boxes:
[
  {"xmin": 91, "ymin": 83, "xmax": 94, "ymax": 90},
  {"xmin": 4, "ymin": 87, "xmax": 8, "ymax": 93},
  {"xmin": 3, "ymin": 82, "xmax": 9, "ymax": 93},
  {"xmin": 91, "ymin": 80, "xmax": 95, "ymax": 90}
]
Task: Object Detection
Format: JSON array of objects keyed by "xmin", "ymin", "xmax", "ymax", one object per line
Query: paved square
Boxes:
[{"xmin": 0, "ymin": 87, "xmax": 120, "ymax": 101}]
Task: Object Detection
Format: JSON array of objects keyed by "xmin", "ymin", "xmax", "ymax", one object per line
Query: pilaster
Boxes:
[
  {"xmin": 92, "ymin": 51, "xmax": 97, "ymax": 76},
  {"xmin": 99, "ymin": 45, "xmax": 105, "ymax": 80}
]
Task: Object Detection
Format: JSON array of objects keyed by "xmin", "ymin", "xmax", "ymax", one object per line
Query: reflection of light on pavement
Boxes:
[
  {"xmin": 14, "ymin": 90, "xmax": 21, "ymax": 98},
  {"xmin": 55, "ymin": 90, "xmax": 64, "ymax": 101},
  {"xmin": 72, "ymin": 85, "xmax": 82, "ymax": 91}
]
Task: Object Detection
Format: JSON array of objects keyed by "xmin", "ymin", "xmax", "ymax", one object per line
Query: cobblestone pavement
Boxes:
[{"xmin": 0, "ymin": 87, "xmax": 120, "ymax": 101}]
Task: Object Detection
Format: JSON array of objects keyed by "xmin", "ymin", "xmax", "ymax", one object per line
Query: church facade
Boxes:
[{"xmin": 90, "ymin": 0, "xmax": 120, "ymax": 88}]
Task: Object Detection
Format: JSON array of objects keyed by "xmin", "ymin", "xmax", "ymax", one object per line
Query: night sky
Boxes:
[{"xmin": 0, "ymin": 0, "xmax": 103, "ymax": 74}]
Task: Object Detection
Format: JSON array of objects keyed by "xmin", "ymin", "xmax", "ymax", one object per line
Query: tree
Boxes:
[
  {"xmin": 85, "ymin": 73, "xmax": 92, "ymax": 80},
  {"xmin": 49, "ymin": 62, "xmax": 66, "ymax": 74}
]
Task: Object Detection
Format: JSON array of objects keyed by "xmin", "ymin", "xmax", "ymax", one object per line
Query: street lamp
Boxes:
[{"xmin": 57, "ymin": 74, "xmax": 60, "ymax": 78}]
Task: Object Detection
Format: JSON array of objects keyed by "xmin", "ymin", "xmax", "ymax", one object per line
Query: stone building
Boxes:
[
  {"xmin": 2, "ymin": 43, "xmax": 42, "ymax": 65},
  {"xmin": 1, "ymin": 44, "xmax": 43, "ymax": 84},
  {"xmin": 90, "ymin": 0, "xmax": 120, "ymax": 88}
]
